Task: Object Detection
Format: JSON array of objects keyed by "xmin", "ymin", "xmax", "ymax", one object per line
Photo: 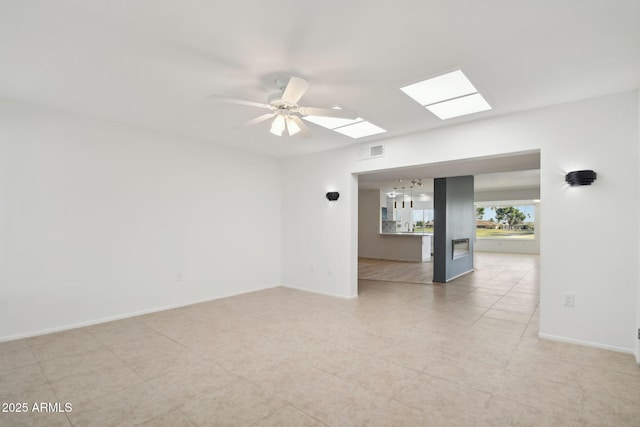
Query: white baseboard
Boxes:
[
  {"xmin": 0, "ymin": 285, "xmax": 280, "ymax": 343},
  {"xmin": 281, "ymin": 284, "xmax": 357, "ymax": 299},
  {"xmin": 538, "ymin": 332, "xmax": 635, "ymax": 355}
]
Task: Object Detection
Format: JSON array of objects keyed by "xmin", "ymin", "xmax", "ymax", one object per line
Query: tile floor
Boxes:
[{"xmin": 1, "ymin": 252, "xmax": 639, "ymax": 426}]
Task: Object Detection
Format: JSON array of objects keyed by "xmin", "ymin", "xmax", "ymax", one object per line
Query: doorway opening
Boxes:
[{"xmin": 355, "ymin": 150, "xmax": 541, "ymax": 293}]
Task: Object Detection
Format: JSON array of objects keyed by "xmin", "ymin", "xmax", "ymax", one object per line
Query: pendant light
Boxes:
[
  {"xmin": 410, "ymin": 186, "xmax": 413, "ymax": 208},
  {"xmin": 393, "ymin": 188, "xmax": 397, "ymax": 209},
  {"xmin": 401, "ymin": 187, "xmax": 405, "ymax": 208}
]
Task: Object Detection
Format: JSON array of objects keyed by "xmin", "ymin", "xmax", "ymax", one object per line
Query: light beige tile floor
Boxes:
[{"xmin": 1, "ymin": 252, "xmax": 639, "ymax": 426}]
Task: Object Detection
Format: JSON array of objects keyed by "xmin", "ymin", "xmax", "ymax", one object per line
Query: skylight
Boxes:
[
  {"xmin": 400, "ymin": 70, "xmax": 491, "ymax": 120},
  {"xmin": 332, "ymin": 121, "xmax": 386, "ymax": 138},
  {"xmin": 426, "ymin": 93, "xmax": 491, "ymax": 120},
  {"xmin": 303, "ymin": 115, "xmax": 386, "ymax": 139},
  {"xmin": 302, "ymin": 115, "xmax": 361, "ymax": 130}
]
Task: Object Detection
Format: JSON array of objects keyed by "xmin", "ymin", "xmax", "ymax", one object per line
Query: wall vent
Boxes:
[{"xmin": 358, "ymin": 144, "xmax": 385, "ymax": 160}]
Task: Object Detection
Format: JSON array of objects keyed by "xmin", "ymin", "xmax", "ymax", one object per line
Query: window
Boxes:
[
  {"xmin": 475, "ymin": 204, "xmax": 535, "ymax": 239},
  {"xmin": 413, "ymin": 209, "xmax": 434, "ymax": 232}
]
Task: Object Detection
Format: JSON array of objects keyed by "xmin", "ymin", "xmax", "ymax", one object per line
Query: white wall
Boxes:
[
  {"xmin": 282, "ymin": 91, "xmax": 639, "ymax": 353},
  {"xmin": 280, "ymin": 152, "xmax": 358, "ymax": 298},
  {"xmin": 537, "ymin": 94, "xmax": 638, "ymax": 353},
  {"xmin": 475, "ymin": 188, "xmax": 540, "ymax": 202},
  {"xmin": 358, "ymin": 189, "xmax": 381, "ymax": 257},
  {"xmin": 474, "ymin": 238, "xmax": 539, "ymax": 255},
  {"xmin": 0, "ymin": 98, "xmax": 282, "ymax": 341},
  {"xmin": 637, "ymin": 88, "xmax": 640, "ymax": 363}
]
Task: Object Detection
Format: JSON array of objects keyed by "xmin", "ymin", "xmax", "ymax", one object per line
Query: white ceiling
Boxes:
[{"xmin": 1, "ymin": 1, "xmax": 638, "ymax": 159}]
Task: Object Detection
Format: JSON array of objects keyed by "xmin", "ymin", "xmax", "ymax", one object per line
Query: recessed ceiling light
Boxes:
[
  {"xmin": 332, "ymin": 121, "xmax": 386, "ymax": 139},
  {"xmin": 425, "ymin": 93, "xmax": 491, "ymax": 120},
  {"xmin": 400, "ymin": 69, "xmax": 492, "ymax": 120}
]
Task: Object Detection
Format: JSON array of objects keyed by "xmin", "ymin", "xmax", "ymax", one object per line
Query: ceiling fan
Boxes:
[{"xmin": 211, "ymin": 76, "xmax": 358, "ymax": 137}]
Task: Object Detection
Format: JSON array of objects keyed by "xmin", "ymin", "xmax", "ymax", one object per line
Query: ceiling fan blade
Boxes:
[
  {"xmin": 280, "ymin": 77, "xmax": 309, "ymax": 105},
  {"xmin": 297, "ymin": 106, "xmax": 358, "ymax": 120},
  {"xmin": 208, "ymin": 95, "xmax": 272, "ymax": 109},
  {"xmin": 241, "ymin": 113, "xmax": 276, "ymax": 127},
  {"xmin": 290, "ymin": 115, "xmax": 313, "ymax": 138}
]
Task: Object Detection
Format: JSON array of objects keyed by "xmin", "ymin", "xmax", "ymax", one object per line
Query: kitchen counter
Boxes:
[
  {"xmin": 378, "ymin": 233, "xmax": 433, "ymax": 261},
  {"xmin": 379, "ymin": 232, "xmax": 433, "ymax": 236}
]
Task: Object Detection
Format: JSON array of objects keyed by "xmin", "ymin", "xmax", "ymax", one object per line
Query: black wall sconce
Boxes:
[
  {"xmin": 326, "ymin": 191, "xmax": 340, "ymax": 201},
  {"xmin": 565, "ymin": 170, "xmax": 597, "ymax": 186}
]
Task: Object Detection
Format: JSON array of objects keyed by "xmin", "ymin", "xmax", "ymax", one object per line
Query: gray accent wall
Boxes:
[{"xmin": 433, "ymin": 175, "xmax": 475, "ymax": 282}]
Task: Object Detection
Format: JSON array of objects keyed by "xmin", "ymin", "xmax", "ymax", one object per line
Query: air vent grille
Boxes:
[
  {"xmin": 359, "ymin": 144, "xmax": 385, "ymax": 160},
  {"xmin": 370, "ymin": 145, "xmax": 384, "ymax": 157}
]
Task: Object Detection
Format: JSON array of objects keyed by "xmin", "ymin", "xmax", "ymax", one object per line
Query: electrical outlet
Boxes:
[
  {"xmin": 563, "ymin": 292, "xmax": 574, "ymax": 307},
  {"xmin": 176, "ymin": 272, "xmax": 182, "ymax": 282},
  {"xmin": 327, "ymin": 265, "xmax": 333, "ymax": 275}
]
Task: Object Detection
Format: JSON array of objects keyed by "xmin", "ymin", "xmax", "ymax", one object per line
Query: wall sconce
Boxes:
[
  {"xmin": 326, "ymin": 191, "xmax": 340, "ymax": 201},
  {"xmin": 565, "ymin": 170, "xmax": 597, "ymax": 186}
]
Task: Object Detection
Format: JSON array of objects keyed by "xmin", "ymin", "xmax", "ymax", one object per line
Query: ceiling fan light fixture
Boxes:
[
  {"xmin": 269, "ymin": 114, "xmax": 286, "ymax": 136},
  {"xmin": 213, "ymin": 76, "xmax": 363, "ymax": 138},
  {"xmin": 286, "ymin": 116, "xmax": 301, "ymax": 136}
]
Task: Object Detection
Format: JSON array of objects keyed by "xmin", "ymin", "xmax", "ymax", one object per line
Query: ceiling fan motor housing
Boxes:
[{"xmin": 267, "ymin": 93, "xmax": 294, "ymax": 109}]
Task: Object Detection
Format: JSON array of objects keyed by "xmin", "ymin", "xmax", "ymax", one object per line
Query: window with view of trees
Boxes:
[
  {"xmin": 475, "ymin": 205, "xmax": 535, "ymax": 239},
  {"xmin": 413, "ymin": 209, "xmax": 434, "ymax": 232}
]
